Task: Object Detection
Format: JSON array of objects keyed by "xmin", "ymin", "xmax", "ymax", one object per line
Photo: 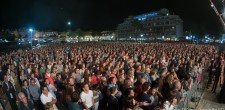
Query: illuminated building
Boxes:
[{"xmin": 116, "ymin": 8, "xmax": 183, "ymax": 41}]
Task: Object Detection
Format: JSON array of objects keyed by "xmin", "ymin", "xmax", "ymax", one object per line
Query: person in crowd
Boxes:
[
  {"xmin": 107, "ymin": 77, "xmax": 122, "ymax": 99},
  {"xmin": 80, "ymin": 83, "xmax": 94, "ymax": 110},
  {"xmin": 182, "ymin": 74, "xmax": 193, "ymax": 91},
  {"xmin": 107, "ymin": 87, "xmax": 119, "ymax": 110},
  {"xmin": 124, "ymin": 87, "xmax": 149, "ymax": 110},
  {"xmin": 3, "ymin": 75, "xmax": 18, "ymax": 110},
  {"xmin": 45, "ymin": 78, "xmax": 57, "ymax": 98},
  {"xmin": 92, "ymin": 84, "xmax": 102, "ymax": 110},
  {"xmin": 21, "ymin": 79, "xmax": 32, "ymax": 102},
  {"xmin": 99, "ymin": 76, "xmax": 108, "ymax": 110},
  {"xmin": 29, "ymin": 78, "xmax": 41, "ymax": 110},
  {"xmin": 44, "ymin": 102, "xmax": 54, "ymax": 110},
  {"xmin": 20, "ymin": 70, "xmax": 27, "ymax": 83},
  {"xmin": 40, "ymin": 85, "xmax": 58, "ymax": 110},
  {"xmin": 39, "ymin": 63, "xmax": 46, "ymax": 78},
  {"xmin": 44, "ymin": 69, "xmax": 55, "ymax": 87},
  {"xmin": 68, "ymin": 91, "xmax": 84, "ymax": 110},
  {"xmin": 55, "ymin": 73, "xmax": 64, "ymax": 106},
  {"xmin": 0, "ymin": 42, "xmax": 220, "ymax": 110},
  {"xmin": 65, "ymin": 77, "xmax": 80, "ymax": 103},
  {"xmin": 163, "ymin": 90, "xmax": 177, "ymax": 110},
  {"xmin": 143, "ymin": 67, "xmax": 152, "ymax": 84},
  {"xmin": 138, "ymin": 82, "xmax": 151, "ymax": 110},
  {"xmin": 149, "ymin": 87, "xmax": 159, "ymax": 109},
  {"xmin": 212, "ymin": 62, "xmax": 222, "ymax": 93},
  {"xmin": 29, "ymin": 73, "xmax": 41, "ymax": 88},
  {"xmin": 206, "ymin": 59, "xmax": 216, "ymax": 89},
  {"xmin": 18, "ymin": 92, "xmax": 35, "ymax": 110},
  {"xmin": 161, "ymin": 73, "xmax": 175, "ymax": 98}
]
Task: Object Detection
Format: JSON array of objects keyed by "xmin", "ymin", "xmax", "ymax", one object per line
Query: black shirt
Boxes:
[
  {"xmin": 20, "ymin": 100, "xmax": 34, "ymax": 110},
  {"xmin": 108, "ymin": 95, "xmax": 119, "ymax": 110},
  {"xmin": 139, "ymin": 92, "xmax": 151, "ymax": 110}
]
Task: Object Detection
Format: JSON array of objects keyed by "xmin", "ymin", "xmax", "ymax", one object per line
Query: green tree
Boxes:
[{"xmin": 74, "ymin": 28, "xmax": 83, "ymax": 42}]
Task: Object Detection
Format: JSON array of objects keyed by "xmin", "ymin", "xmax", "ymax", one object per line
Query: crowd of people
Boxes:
[{"xmin": 0, "ymin": 42, "xmax": 224, "ymax": 110}]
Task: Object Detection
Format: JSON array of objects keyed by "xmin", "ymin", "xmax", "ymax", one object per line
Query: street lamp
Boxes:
[
  {"xmin": 140, "ymin": 34, "xmax": 143, "ymax": 42},
  {"xmin": 67, "ymin": 21, "xmax": 71, "ymax": 25},
  {"xmin": 67, "ymin": 21, "xmax": 71, "ymax": 38},
  {"xmin": 29, "ymin": 28, "xmax": 33, "ymax": 48}
]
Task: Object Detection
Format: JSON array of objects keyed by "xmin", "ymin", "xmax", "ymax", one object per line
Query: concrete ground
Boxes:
[{"xmin": 196, "ymin": 83, "xmax": 225, "ymax": 109}]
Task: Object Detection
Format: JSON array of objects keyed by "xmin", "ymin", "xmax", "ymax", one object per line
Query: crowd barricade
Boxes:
[{"xmin": 176, "ymin": 71, "xmax": 206, "ymax": 109}]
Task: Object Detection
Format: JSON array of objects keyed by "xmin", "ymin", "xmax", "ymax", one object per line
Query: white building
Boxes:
[{"xmin": 116, "ymin": 8, "xmax": 183, "ymax": 41}]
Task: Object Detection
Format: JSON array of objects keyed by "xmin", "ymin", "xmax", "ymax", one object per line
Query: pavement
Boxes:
[{"xmin": 196, "ymin": 83, "xmax": 225, "ymax": 109}]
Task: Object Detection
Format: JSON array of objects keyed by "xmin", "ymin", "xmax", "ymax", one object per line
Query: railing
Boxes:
[{"xmin": 176, "ymin": 70, "xmax": 206, "ymax": 109}]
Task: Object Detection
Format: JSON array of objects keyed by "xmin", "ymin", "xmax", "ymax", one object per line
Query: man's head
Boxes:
[
  {"xmin": 82, "ymin": 83, "xmax": 89, "ymax": 92},
  {"xmin": 75, "ymin": 69, "xmax": 80, "ymax": 74},
  {"xmin": 30, "ymin": 78, "xmax": 36, "ymax": 86},
  {"xmin": 41, "ymin": 86, "xmax": 49, "ymax": 95},
  {"xmin": 68, "ymin": 77, "xmax": 74, "ymax": 86},
  {"xmin": 109, "ymin": 77, "xmax": 116, "ymax": 84},
  {"xmin": 71, "ymin": 92, "xmax": 80, "ymax": 103},
  {"xmin": 70, "ymin": 72, "xmax": 76, "ymax": 79},
  {"xmin": 145, "ymin": 67, "xmax": 151, "ymax": 74},
  {"xmin": 4, "ymin": 75, "xmax": 8, "ymax": 81},
  {"xmin": 18, "ymin": 92, "xmax": 27, "ymax": 104},
  {"xmin": 30, "ymin": 73, "xmax": 35, "ymax": 78},
  {"xmin": 45, "ymin": 79, "xmax": 50, "ymax": 85}
]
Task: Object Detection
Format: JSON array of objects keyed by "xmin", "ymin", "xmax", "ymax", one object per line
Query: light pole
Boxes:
[
  {"xmin": 29, "ymin": 28, "xmax": 33, "ymax": 48},
  {"xmin": 67, "ymin": 21, "xmax": 71, "ymax": 38},
  {"xmin": 141, "ymin": 34, "xmax": 143, "ymax": 43},
  {"xmin": 67, "ymin": 21, "xmax": 71, "ymax": 25}
]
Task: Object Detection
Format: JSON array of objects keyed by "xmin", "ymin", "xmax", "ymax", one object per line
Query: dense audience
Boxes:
[{"xmin": 0, "ymin": 42, "xmax": 224, "ymax": 110}]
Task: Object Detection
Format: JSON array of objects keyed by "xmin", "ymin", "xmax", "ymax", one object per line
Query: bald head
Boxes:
[
  {"xmin": 18, "ymin": 92, "xmax": 28, "ymax": 104},
  {"xmin": 18, "ymin": 92, "xmax": 25, "ymax": 100}
]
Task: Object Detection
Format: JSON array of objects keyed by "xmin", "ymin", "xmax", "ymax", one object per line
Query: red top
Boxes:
[
  {"xmin": 44, "ymin": 73, "xmax": 55, "ymax": 87},
  {"xmin": 91, "ymin": 75, "xmax": 101, "ymax": 85},
  {"xmin": 134, "ymin": 85, "xmax": 142, "ymax": 98}
]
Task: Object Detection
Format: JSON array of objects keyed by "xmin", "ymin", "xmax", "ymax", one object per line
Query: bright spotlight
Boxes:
[
  {"xmin": 29, "ymin": 28, "xmax": 33, "ymax": 32},
  {"xmin": 211, "ymin": 4, "xmax": 214, "ymax": 7},
  {"xmin": 68, "ymin": 22, "xmax": 71, "ymax": 25}
]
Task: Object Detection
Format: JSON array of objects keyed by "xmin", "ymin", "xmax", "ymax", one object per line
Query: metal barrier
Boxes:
[{"xmin": 176, "ymin": 71, "xmax": 206, "ymax": 109}]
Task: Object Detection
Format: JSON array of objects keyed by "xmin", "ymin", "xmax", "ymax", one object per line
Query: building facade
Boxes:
[{"xmin": 116, "ymin": 8, "xmax": 183, "ymax": 41}]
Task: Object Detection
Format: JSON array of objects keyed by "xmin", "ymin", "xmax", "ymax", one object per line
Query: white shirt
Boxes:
[
  {"xmin": 27, "ymin": 68, "xmax": 31, "ymax": 74},
  {"xmin": 80, "ymin": 90, "xmax": 93, "ymax": 108},
  {"xmin": 40, "ymin": 92, "xmax": 58, "ymax": 110},
  {"xmin": 163, "ymin": 100, "xmax": 175, "ymax": 110},
  {"xmin": 47, "ymin": 65, "xmax": 52, "ymax": 70}
]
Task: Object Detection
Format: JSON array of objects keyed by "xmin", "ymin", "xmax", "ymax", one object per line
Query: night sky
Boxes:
[{"xmin": 0, "ymin": 0, "xmax": 224, "ymax": 35}]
